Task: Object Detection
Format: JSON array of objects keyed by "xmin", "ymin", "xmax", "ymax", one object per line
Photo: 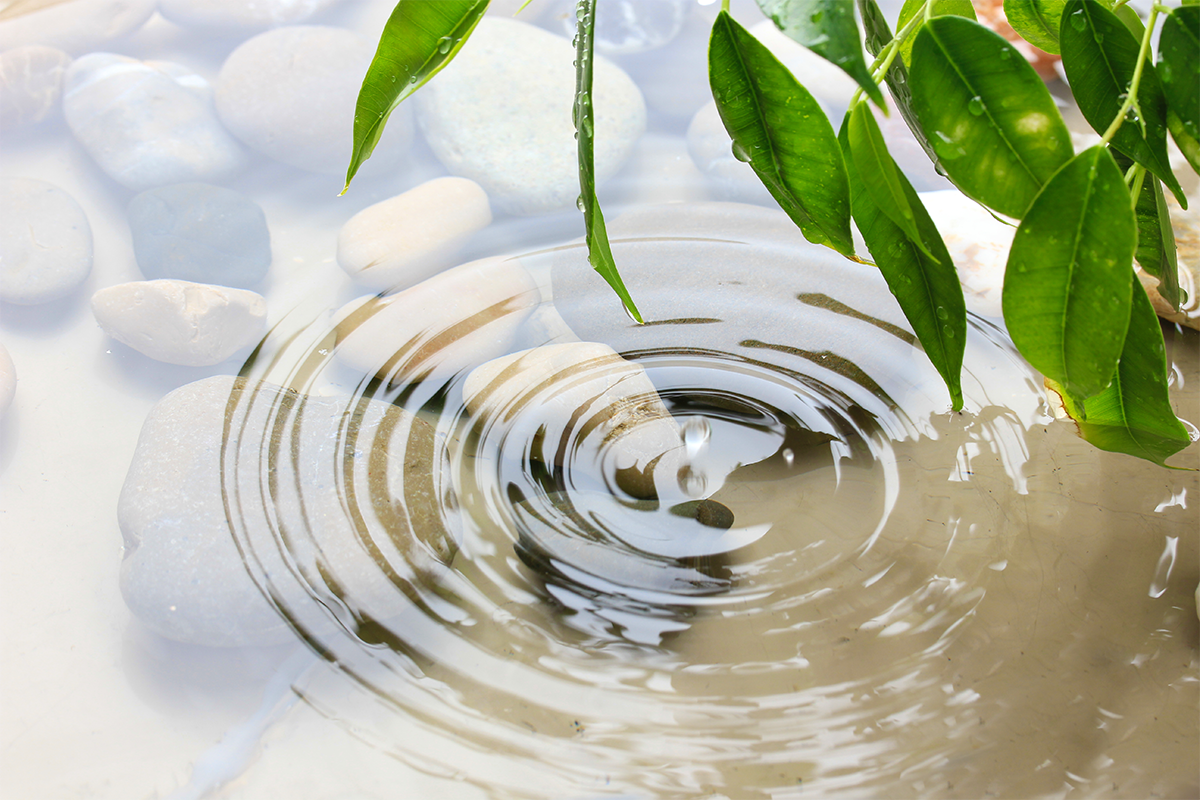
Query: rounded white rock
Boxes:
[
  {"xmin": 215, "ymin": 25, "xmax": 413, "ymax": 176},
  {"xmin": 0, "ymin": 343, "xmax": 15, "ymax": 417},
  {"xmin": 0, "ymin": 0, "xmax": 156, "ymax": 55},
  {"xmin": 63, "ymin": 54, "xmax": 247, "ymax": 191},
  {"xmin": 0, "ymin": 46, "xmax": 72, "ymax": 130},
  {"xmin": 337, "ymin": 177, "xmax": 492, "ymax": 292},
  {"xmin": 0, "ymin": 177, "xmax": 93, "ymax": 305},
  {"xmin": 158, "ymin": 0, "xmax": 346, "ymax": 30},
  {"xmin": 415, "ymin": 17, "xmax": 645, "ymax": 215},
  {"xmin": 91, "ymin": 279, "xmax": 267, "ymax": 366}
]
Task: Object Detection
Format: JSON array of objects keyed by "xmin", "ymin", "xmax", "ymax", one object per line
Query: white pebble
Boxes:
[
  {"xmin": 415, "ymin": 17, "xmax": 645, "ymax": 215},
  {"xmin": 0, "ymin": 0, "xmax": 156, "ymax": 55},
  {"xmin": 337, "ymin": 177, "xmax": 492, "ymax": 292},
  {"xmin": 333, "ymin": 255, "xmax": 540, "ymax": 383},
  {"xmin": 0, "ymin": 178, "xmax": 93, "ymax": 305},
  {"xmin": 63, "ymin": 54, "xmax": 247, "ymax": 191},
  {"xmin": 215, "ymin": 25, "xmax": 413, "ymax": 176},
  {"xmin": 0, "ymin": 344, "xmax": 15, "ymax": 417},
  {"xmin": 919, "ymin": 189, "xmax": 1015, "ymax": 318},
  {"xmin": 159, "ymin": 0, "xmax": 345, "ymax": 30},
  {"xmin": 91, "ymin": 280, "xmax": 267, "ymax": 367},
  {"xmin": 0, "ymin": 46, "xmax": 71, "ymax": 130}
]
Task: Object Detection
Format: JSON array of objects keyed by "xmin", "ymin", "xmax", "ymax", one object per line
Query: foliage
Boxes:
[{"xmin": 344, "ymin": 0, "xmax": 1197, "ymax": 467}]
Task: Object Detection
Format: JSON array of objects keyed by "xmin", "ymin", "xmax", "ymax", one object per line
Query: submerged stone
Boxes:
[
  {"xmin": 0, "ymin": 178, "xmax": 93, "ymax": 305},
  {"xmin": 119, "ymin": 375, "xmax": 460, "ymax": 647},
  {"xmin": 128, "ymin": 183, "xmax": 272, "ymax": 288}
]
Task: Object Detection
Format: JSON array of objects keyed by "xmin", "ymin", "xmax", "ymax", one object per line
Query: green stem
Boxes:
[
  {"xmin": 849, "ymin": 3, "xmax": 927, "ymax": 109},
  {"xmin": 1099, "ymin": 4, "xmax": 1160, "ymax": 145},
  {"xmin": 722, "ymin": 0, "xmax": 730, "ymax": 12},
  {"xmin": 1127, "ymin": 163, "xmax": 1146, "ymax": 210}
]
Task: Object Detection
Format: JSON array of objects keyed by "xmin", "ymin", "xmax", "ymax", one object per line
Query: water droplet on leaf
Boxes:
[{"xmin": 967, "ymin": 96, "xmax": 985, "ymax": 116}]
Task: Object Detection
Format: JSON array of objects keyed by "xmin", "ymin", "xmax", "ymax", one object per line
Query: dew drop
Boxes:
[
  {"xmin": 437, "ymin": 35, "xmax": 453, "ymax": 54},
  {"xmin": 732, "ymin": 141, "xmax": 752, "ymax": 162},
  {"xmin": 936, "ymin": 306, "xmax": 949, "ymax": 320},
  {"xmin": 810, "ymin": 10, "xmax": 824, "ymax": 23},
  {"xmin": 576, "ymin": 194, "xmax": 586, "ymax": 212},
  {"xmin": 781, "ymin": 447, "xmax": 795, "ymax": 467},
  {"xmin": 967, "ymin": 96, "xmax": 985, "ymax": 116},
  {"xmin": 1069, "ymin": 9, "xmax": 1087, "ymax": 30},
  {"xmin": 681, "ymin": 418, "xmax": 712, "ymax": 459}
]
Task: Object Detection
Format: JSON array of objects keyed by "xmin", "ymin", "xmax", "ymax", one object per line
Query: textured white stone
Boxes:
[
  {"xmin": 0, "ymin": 177, "xmax": 93, "ymax": 305},
  {"xmin": 119, "ymin": 375, "xmax": 459, "ymax": 646},
  {"xmin": 0, "ymin": 343, "xmax": 14, "ymax": 417},
  {"xmin": 158, "ymin": 0, "xmax": 345, "ymax": 30},
  {"xmin": 215, "ymin": 25, "xmax": 413, "ymax": 176},
  {"xmin": 0, "ymin": 46, "xmax": 71, "ymax": 130},
  {"xmin": 91, "ymin": 280, "xmax": 267, "ymax": 366},
  {"xmin": 0, "ymin": 0, "xmax": 156, "ymax": 55},
  {"xmin": 337, "ymin": 177, "xmax": 492, "ymax": 292},
  {"xmin": 920, "ymin": 189, "xmax": 1015, "ymax": 318},
  {"xmin": 63, "ymin": 54, "xmax": 246, "ymax": 191},
  {"xmin": 415, "ymin": 17, "xmax": 645, "ymax": 215},
  {"xmin": 333, "ymin": 255, "xmax": 540, "ymax": 384}
]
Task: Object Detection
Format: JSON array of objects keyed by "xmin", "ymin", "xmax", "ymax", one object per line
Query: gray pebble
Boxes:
[
  {"xmin": 128, "ymin": 183, "xmax": 271, "ymax": 288},
  {"xmin": 0, "ymin": 177, "xmax": 93, "ymax": 305}
]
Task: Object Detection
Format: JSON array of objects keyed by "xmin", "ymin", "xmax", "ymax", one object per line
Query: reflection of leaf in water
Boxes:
[
  {"xmin": 0, "ymin": 0, "xmax": 75, "ymax": 21},
  {"xmin": 797, "ymin": 293, "xmax": 917, "ymax": 345},
  {"xmin": 741, "ymin": 339, "xmax": 896, "ymax": 407}
]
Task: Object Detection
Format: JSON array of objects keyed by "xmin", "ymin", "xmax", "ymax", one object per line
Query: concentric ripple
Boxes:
[{"xmin": 219, "ymin": 202, "xmax": 1053, "ymax": 798}]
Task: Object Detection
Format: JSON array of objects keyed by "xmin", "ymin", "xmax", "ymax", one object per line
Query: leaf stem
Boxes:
[
  {"xmin": 1099, "ymin": 4, "xmax": 1160, "ymax": 145},
  {"xmin": 849, "ymin": 3, "xmax": 927, "ymax": 110},
  {"xmin": 1127, "ymin": 163, "xmax": 1146, "ymax": 210},
  {"xmin": 722, "ymin": 0, "xmax": 730, "ymax": 12}
]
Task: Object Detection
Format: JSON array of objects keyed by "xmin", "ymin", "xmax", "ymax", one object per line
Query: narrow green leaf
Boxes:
[
  {"xmin": 709, "ymin": 11, "xmax": 854, "ymax": 256},
  {"xmin": 897, "ymin": 0, "xmax": 977, "ymax": 65},
  {"xmin": 839, "ymin": 121, "xmax": 966, "ymax": 409},
  {"xmin": 1167, "ymin": 107, "xmax": 1200, "ymax": 174},
  {"xmin": 847, "ymin": 103, "xmax": 934, "ymax": 259},
  {"xmin": 910, "ymin": 16, "xmax": 1075, "ymax": 219},
  {"xmin": 1003, "ymin": 0, "xmax": 1068, "ymax": 54},
  {"xmin": 756, "ymin": 0, "xmax": 885, "ymax": 107},
  {"xmin": 1158, "ymin": 6, "xmax": 1200, "ymax": 141},
  {"xmin": 1115, "ymin": 151, "xmax": 1184, "ymax": 310},
  {"xmin": 1048, "ymin": 283, "xmax": 1191, "ymax": 467},
  {"xmin": 1003, "ymin": 146, "xmax": 1136, "ymax": 398},
  {"xmin": 575, "ymin": 0, "xmax": 641, "ymax": 322},
  {"xmin": 1059, "ymin": 0, "xmax": 1187, "ymax": 206},
  {"xmin": 344, "ymin": 0, "xmax": 490, "ymax": 193}
]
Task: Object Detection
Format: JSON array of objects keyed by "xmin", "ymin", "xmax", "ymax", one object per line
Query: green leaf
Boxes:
[
  {"xmin": 839, "ymin": 120, "xmax": 966, "ymax": 409},
  {"xmin": 1167, "ymin": 107, "xmax": 1200, "ymax": 175},
  {"xmin": 575, "ymin": 0, "xmax": 641, "ymax": 322},
  {"xmin": 756, "ymin": 0, "xmax": 885, "ymax": 107},
  {"xmin": 1158, "ymin": 6, "xmax": 1200, "ymax": 142},
  {"xmin": 1048, "ymin": 284, "xmax": 1192, "ymax": 467},
  {"xmin": 709, "ymin": 11, "xmax": 854, "ymax": 256},
  {"xmin": 1002, "ymin": 145, "xmax": 1136, "ymax": 398},
  {"xmin": 1003, "ymin": 0, "xmax": 1068, "ymax": 54},
  {"xmin": 1115, "ymin": 152, "xmax": 1184, "ymax": 311},
  {"xmin": 897, "ymin": 0, "xmax": 977, "ymax": 65},
  {"xmin": 1059, "ymin": 0, "xmax": 1187, "ymax": 206},
  {"xmin": 847, "ymin": 103, "xmax": 934, "ymax": 259},
  {"xmin": 344, "ymin": 0, "xmax": 490, "ymax": 193},
  {"xmin": 910, "ymin": 16, "xmax": 1074, "ymax": 219}
]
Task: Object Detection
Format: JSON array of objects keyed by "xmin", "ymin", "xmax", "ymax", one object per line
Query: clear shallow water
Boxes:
[{"xmin": 0, "ymin": 1, "xmax": 1196, "ymax": 798}]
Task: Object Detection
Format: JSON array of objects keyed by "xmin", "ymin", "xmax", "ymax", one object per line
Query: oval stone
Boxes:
[
  {"xmin": 0, "ymin": 178, "xmax": 93, "ymax": 305},
  {"xmin": 0, "ymin": 46, "xmax": 71, "ymax": 130}
]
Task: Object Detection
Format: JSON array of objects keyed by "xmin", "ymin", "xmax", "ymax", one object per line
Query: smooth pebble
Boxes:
[
  {"xmin": 920, "ymin": 189, "xmax": 1014, "ymax": 318},
  {"xmin": 415, "ymin": 17, "xmax": 645, "ymax": 215},
  {"xmin": 119, "ymin": 375, "xmax": 459, "ymax": 646},
  {"xmin": 0, "ymin": 343, "xmax": 14, "ymax": 416},
  {"xmin": 0, "ymin": 0, "xmax": 156, "ymax": 54},
  {"xmin": 158, "ymin": 0, "xmax": 345, "ymax": 30},
  {"xmin": 128, "ymin": 183, "xmax": 272, "ymax": 288},
  {"xmin": 63, "ymin": 54, "xmax": 246, "ymax": 191},
  {"xmin": 333, "ymin": 255, "xmax": 540, "ymax": 384},
  {"xmin": 91, "ymin": 280, "xmax": 267, "ymax": 366},
  {"xmin": 215, "ymin": 25, "xmax": 413, "ymax": 176},
  {"xmin": 0, "ymin": 178, "xmax": 93, "ymax": 305},
  {"xmin": 337, "ymin": 177, "xmax": 492, "ymax": 292},
  {"xmin": 687, "ymin": 102, "xmax": 774, "ymax": 206},
  {"xmin": 0, "ymin": 46, "xmax": 71, "ymax": 130}
]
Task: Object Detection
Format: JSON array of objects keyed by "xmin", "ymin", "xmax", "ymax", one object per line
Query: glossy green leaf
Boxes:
[
  {"xmin": 756, "ymin": 0, "xmax": 885, "ymax": 107},
  {"xmin": 575, "ymin": 0, "xmax": 641, "ymax": 322},
  {"xmin": 1112, "ymin": 3, "xmax": 1145, "ymax": 39},
  {"xmin": 1059, "ymin": 0, "xmax": 1187, "ymax": 206},
  {"xmin": 1048, "ymin": 284, "xmax": 1191, "ymax": 467},
  {"xmin": 709, "ymin": 11, "xmax": 854, "ymax": 255},
  {"xmin": 897, "ymin": 0, "xmax": 976, "ymax": 65},
  {"xmin": 1004, "ymin": 0, "xmax": 1068, "ymax": 54},
  {"xmin": 1115, "ymin": 152, "xmax": 1184, "ymax": 310},
  {"xmin": 1158, "ymin": 6, "xmax": 1200, "ymax": 141},
  {"xmin": 839, "ymin": 121, "xmax": 966, "ymax": 409},
  {"xmin": 1003, "ymin": 146, "xmax": 1136, "ymax": 398},
  {"xmin": 910, "ymin": 16, "xmax": 1074, "ymax": 219},
  {"xmin": 344, "ymin": 0, "xmax": 489, "ymax": 193},
  {"xmin": 1167, "ymin": 107, "xmax": 1200, "ymax": 175},
  {"xmin": 847, "ymin": 103, "xmax": 934, "ymax": 259}
]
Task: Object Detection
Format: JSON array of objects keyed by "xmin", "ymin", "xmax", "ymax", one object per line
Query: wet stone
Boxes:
[
  {"xmin": 119, "ymin": 375, "xmax": 460, "ymax": 647},
  {"xmin": 415, "ymin": 17, "xmax": 645, "ymax": 215},
  {"xmin": 128, "ymin": 183, "xmax": 271, "ymax": 288},
  {"xmin": 0, "ymin": 178, "xmax": 93, "ymax": 305},
  {"xmin": 91, "ymin": 280, "xmax": 266, "ymax": 366},
  {"xmin": 337, "ymin": 177, "xmax": 492, "ymax": 292},
  {"xmin": 63, "ymin": 54, "xmax": 246, "ymax": 191},
  {"xmin": 0, "ymin": 46, "xmax": 71, "ymax": 130},
  {"xmin": 158, "ymin": 0, "xmax": 346, "ymax": 30},
  {"xmin": 0, "ymin": 0, "xmax": 157, "ymax": 55},
  {"xmin": 215, "ymin": 25, "xmax": 413, "ymax": 176}
]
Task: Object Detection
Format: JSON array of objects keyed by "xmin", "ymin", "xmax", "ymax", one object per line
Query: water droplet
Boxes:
[
  {"xmin": 967, "ymin": 96, "xmax": 985, "ymax": 116},
  {"xmin": 810, "ymin": 10, "xmax": 824, "ymax": 23},
  {"xmin": 681, "ymin": 418, "xmax": 712, "ymax": 459},
  {"xmin": 731, "ymin": 141, "xmax": 752, "ymax": 162},
  {"xmin": 943, "ymin": 326, "xmax": 955, "ymax": 338},
  {"xmin": 437, "ymin": 35, "xmax": 453, "ymax": 54},
  {"xmin": 999, "ymin": 49, "xmax": 1011, "ymax": 61},
  {"xmin": 1069, "ymin": 9, "xmax": 1087, "ymax": 30},
  {"xmin": 1093, "ymin": 31, "xmax": 1104, "ymax": 44},
  {"xmin": 576, "ymin": 194, "xmax": 586, "ymax": 212},
  {"xmin": 1148, "ymin": 536, "xmax": 1178, "ymax": 598},
  {"xmin": 781, "ymin": 448, "xmax": 795, "ymax": 467},
  {"xmin": 936, "ymin": 306, "xmax": 949, "ymax": 320}
]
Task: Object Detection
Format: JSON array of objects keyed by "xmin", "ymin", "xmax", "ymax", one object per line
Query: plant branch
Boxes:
[{"xmin": 1099, "ymin": 4, "xmax": 1160, "ymax": 145}]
